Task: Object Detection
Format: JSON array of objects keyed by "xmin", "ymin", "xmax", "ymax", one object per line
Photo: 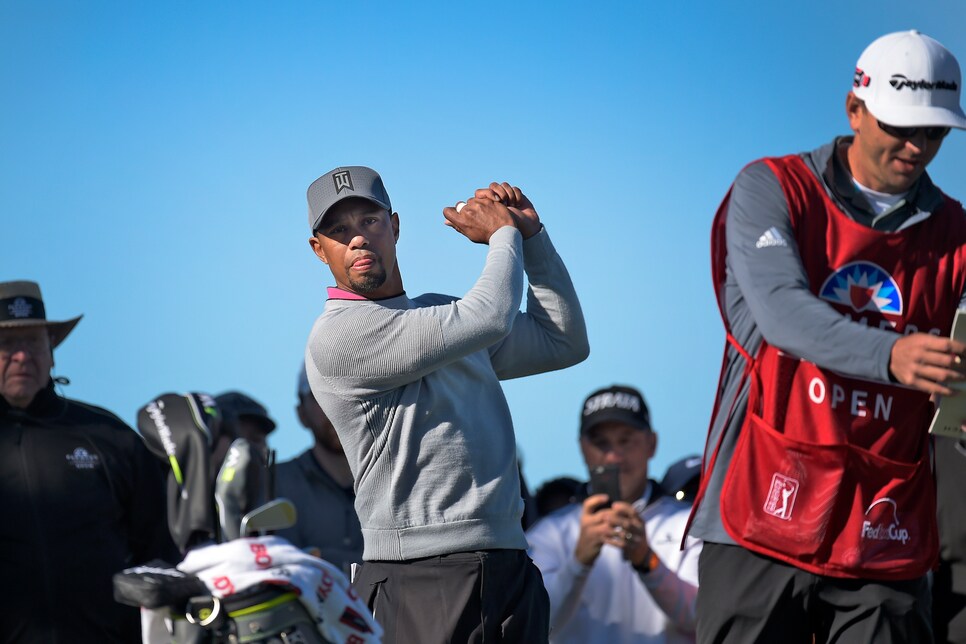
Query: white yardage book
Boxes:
[{"xmin": 928, "ymin": 308, "xmax": 966, "ymax": 438}]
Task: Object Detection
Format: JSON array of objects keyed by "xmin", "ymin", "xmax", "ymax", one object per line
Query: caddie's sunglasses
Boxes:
[{"xmin": 876, "ymin": 120, "xmax": 950, "ymax": 141}]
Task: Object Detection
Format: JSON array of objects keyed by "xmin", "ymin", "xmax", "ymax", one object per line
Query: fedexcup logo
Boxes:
[
  {"xmin": 332, "ymin": 170, "xmax": 354, "ymax": 194},
  {"xmin": 861, "ymin": 497, "xmax": 910, "ymax": 545},
  {"xmin": 889, "ymin": 74, "xmax": 958, "ymax": 91}
]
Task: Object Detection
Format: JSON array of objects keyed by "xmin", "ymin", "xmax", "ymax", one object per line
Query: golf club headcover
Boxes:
[
  {"xmin": 215, "ymin": 438, "xmax": 269, "ymax": 541},
  {"xmin": 187, "ymin": 392, "xmax": 222, "ymax": 443},
  {"xmin": 179, "ymin": 536, "xmax": 382, "ymax": 644},
  {"xmin": 137, "ymin": 393, "xmax": 217, "ymax": 552}
]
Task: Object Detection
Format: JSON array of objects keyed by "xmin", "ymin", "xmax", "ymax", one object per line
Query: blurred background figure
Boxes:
[
  {"xmin": 660, "ymin": 455, "xmax": 702, "ymax": 504},
  {"xmin": 274, "ymin": 362, "xmax": 362, "ymax": 573},
  {"xmin": 212, "ymin": 391, "xmax": 275, "ymax": 473},
  {"xmin": 534, "ymin": 476, "xmax": 584, "ymax": 519},
  {"xmin": 214, "ymin": 391, "xmax": 276, "ymax": 449}
]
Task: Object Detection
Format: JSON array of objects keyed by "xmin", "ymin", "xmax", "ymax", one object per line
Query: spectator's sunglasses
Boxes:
[{"xmin": 876, "ymin": 120, "xmax": 951, "ymax": 141}]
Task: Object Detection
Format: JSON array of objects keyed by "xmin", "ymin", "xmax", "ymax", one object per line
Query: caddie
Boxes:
[{"xmin": 689, "ymin": 31, "xmax": 966, "ymax": 643}]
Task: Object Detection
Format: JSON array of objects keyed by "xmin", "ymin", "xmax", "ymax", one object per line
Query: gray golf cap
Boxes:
[{"xmin": 307, "ymin": 165, "xmax": 392, "ymax": 233}]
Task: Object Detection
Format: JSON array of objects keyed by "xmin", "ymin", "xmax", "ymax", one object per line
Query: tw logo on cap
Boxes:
[{"xmin": 332, "ymin": 170, "xmax": 354, "ymax": 194}]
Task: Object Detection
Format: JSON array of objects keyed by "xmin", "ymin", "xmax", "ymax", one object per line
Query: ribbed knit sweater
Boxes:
[{"xmin": 305, "ymin": 225, "xmax": 588, "ymax": 561}]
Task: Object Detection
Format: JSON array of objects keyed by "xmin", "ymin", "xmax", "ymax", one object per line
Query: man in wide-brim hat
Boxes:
[
  {"xmin": 0, "ymin": 279, "xmax": 176, "ymax": 642},
  {"xmin": 0, "ymin": 280, "xmax": 81, "ymax": 407}
]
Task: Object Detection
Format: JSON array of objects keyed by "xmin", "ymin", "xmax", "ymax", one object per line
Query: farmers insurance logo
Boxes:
[
  {"xmin": 818, "ymin": 262, "xmax": 902, "ymax": 315},
  {"xmin": 332, "ymin": 170, "xmax": 354, "ymax": 194}
]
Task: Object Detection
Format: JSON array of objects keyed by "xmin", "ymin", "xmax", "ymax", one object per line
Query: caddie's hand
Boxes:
[
  {"xmin": 474, "ymin": 182, "xmax": 541, "ymax": 239},
  {"xmin": 575, "ymin": 494, "xmax": 617, "ymax": 566},
  {"xmin": 890, "ymin": 333, "xmax": 966, "ymax": 395},
  {"xmin": 442, "ymin": 197, "xmax": 515, "ymax": 244},
  {"xmin": 603, "ymin": 501, "xmax": 651, "ymax": 565}
]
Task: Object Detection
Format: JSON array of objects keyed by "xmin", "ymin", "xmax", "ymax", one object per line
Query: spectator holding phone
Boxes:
[{"xmin": 526, "ymin": 385, "xmax": 701, "ymax": 643}]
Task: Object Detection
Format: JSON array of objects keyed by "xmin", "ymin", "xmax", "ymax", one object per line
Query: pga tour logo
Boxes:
[{"xmin": 763, "ymin": 473, "xmax": 799, "ymax": 521}]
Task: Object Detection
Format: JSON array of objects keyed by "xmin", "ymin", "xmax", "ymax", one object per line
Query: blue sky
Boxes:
[{"xmin": 3, "ymin": 1, "xmax": 965, "ymax": 491}]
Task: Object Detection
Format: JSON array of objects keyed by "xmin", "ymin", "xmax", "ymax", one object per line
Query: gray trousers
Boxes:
[
  {"xmin": 697, "ymin": 542, "xmax": 932, "ymax": 644},
  {"xmin": 353, "ymin": 549, "xmax": 549, "ymax": 644}
]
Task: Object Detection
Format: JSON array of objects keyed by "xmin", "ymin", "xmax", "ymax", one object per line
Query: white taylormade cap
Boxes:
[{"xmin": 852, "ymin": 30, "xmax": 966, "ymax": 129}]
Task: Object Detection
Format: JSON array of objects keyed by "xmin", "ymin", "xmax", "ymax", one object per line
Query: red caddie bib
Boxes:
[{"xmin": 712, "ymin": 155, "xmax": 966, "ymax": 579}]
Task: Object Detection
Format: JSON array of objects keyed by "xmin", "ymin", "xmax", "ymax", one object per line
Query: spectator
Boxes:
[
  {"xmin": 661, "ymin": 455, "xmax": 702, "ymax": 504},
  {"xmin": 214, "ymin": 390, "xmax": 276, "ymax": 450},
  {"xmin": 303, "ymin": 166, "xmax": 588, "ymax": 643},
  {"xmin": 534, "ymin": 476, "xmax": 584, "ymax": 519},
  {"xmin": 527, "ymin": 384, "xmax": 700, "ymax": 643},
  {"xmin": 689, "ymin": 31, "xmax": 966, "ymax": 643},
  {"xmin": 274, "ymin": 362, "xmax": 363, "ymax": 574},
  {"xmin": 0, "ymin": 280, "xmax": 175, "ymax": 642}
]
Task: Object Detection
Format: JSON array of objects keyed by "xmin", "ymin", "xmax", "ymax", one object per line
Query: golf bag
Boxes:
[{"xmin": 116, "ymin": 392, "xmax": 329, "ymax": 644}]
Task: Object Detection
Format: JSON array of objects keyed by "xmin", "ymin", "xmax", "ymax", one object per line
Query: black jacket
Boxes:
[{"xmin": 0, "ymin": 383, "xmax": 176, "ymax": 643}]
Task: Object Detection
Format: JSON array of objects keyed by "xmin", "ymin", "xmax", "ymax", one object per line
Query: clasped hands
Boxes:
[{"xmin": 442, "ymin": 182, "xmax": 541, "ymax": 243}]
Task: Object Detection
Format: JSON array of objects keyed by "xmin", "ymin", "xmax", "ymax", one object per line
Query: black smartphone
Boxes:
[{"xmin": 589, "ymin": 464, "xmax": 621, "ymax": 507}]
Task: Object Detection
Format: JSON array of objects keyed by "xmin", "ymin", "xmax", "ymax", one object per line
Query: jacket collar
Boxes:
[{"xmin": 1, "ymin": 380, "xmax": 65, "ymax": 419}]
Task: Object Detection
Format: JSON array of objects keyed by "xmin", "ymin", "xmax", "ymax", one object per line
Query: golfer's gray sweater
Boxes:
[{"xmin": 305, "ymin": 225, "xmax": 588, "ymax": 561}]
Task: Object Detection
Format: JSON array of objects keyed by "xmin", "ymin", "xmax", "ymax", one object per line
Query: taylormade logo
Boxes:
[
  {"xmin": 146, "ymin": 400, "xmax": 177, "ymax": 457},
  {"xmin": 889, "ymin": 74, "xmax": 958, "ymax": 91}
]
